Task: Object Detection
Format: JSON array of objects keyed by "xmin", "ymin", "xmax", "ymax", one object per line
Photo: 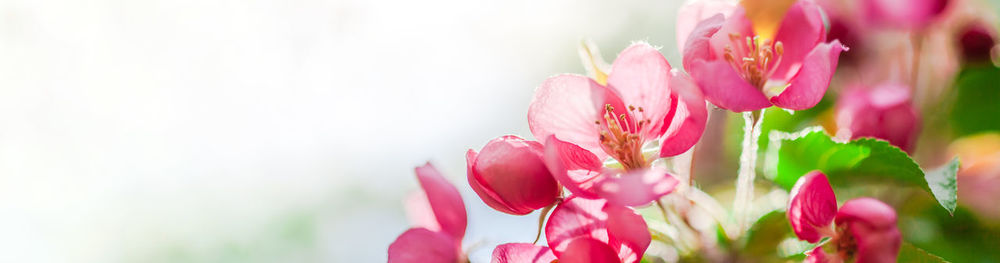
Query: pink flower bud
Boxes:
[
  {"xmin": 836, "ymin": 84, "xmax": 921, "ymax": 152},
  {"xmin": 958, "ymin": 21, "xmax": 997, "ymax": 64},
  {"xmin": 467, "ymin": 135, "xmax": 560, "ymax": 215}
]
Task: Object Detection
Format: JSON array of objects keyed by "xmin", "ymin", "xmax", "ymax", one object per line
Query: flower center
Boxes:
[
  {"xmin": 596, "ymin": 104, "xmax": 650, "ymax": 171},
  {"xmin": 723, "ymin": 34, "xmax": 784, "ymax": 89},
  {"xmin": 835, "ymin": 226, "xmax": 857, "ymax": 261}
]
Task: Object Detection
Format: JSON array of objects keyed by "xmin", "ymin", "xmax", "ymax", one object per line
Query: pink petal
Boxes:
[
  {"xmin": 468, "ymin": 136, "xmax": 560, "ymax": 215},
  {"xmin": 593, "ymin": 167, "xmax": 678, "ymax": 207},
  {"xmin": 769, "ymin": 0, "xmax": 827, "ymax": 81},
  {"xmin": 388, "ymin": 228, "xmax": 461, "ymax": 263},
  {"xmin": 606, "ymin": 43, "xmax": 674, "ymax": 138},
  {"xmin": 490, "ymin": 243, "xmax": 556, "ymax": 263},
  {"xmin": 682, "ymin": 13, "xmax": 726, "ymax": 71},
  {"xmin": 404, "ymin": 191, "xmax": 441, "ymax": 232},
  {"xmin": 659, "ymin": 71, "xmax": 707, "ymax": 157},
  {"xmin": 770, "ymin": 40, "xmax": 846, "ymax": 110},
  {"xmin": 416, "ymin": 163, "xmax": 468, "ymax": 240},
  {"xmin": 528, "ymin": 74, "xmax": 627, "ymax": 161},
  {"xmin": 543, "ymin": 136, "xmax": 605, "ymax": 199},
  {"xmin": 707, "ymin": 6, "xmax": 754, "ymax": 64},
  {"xmin": 861, "ymin": 0, "xmax": 948, "ymax": 29},
  {"xmin": 835, "ymin": 198, "xmax": 901, "ymax": 263},
  {"xmin": 787, "ymin": 171, "xmax": 838, "ymax": 243},
  {"xmin": 676, "ymin": 0, "xmax": 737, "ymax": 53},
  {"xmin": 688, "ymin": 60, "xmax": 772, "ymax": 112},
  {"xmin": 558, "ymin": 238, "xmax": 623, "ymax": 263},
  {"xmin": 604, "ymin": 204, "xmax": 651, "ymax": 263},
  {"xmin": 545, "ymin": 196, "xmax": 610, "ymax": 258}
]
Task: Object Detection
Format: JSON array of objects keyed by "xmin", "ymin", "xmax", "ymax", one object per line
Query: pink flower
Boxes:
[
  {"xmin": 787, "ymin": 171, "xmax": 901, "ymax": 263},
  {"xmin": 835, "ymin": 83, "xmax": 921, "ymax": 152},
  {"xmin": 467, "ymin": 135, "xmax": 561, "ymax": 215},
  {"xmin": 528, "ymin": 43, "xmax": 706, "ymax": 206},
  {"xmin": 490, "ymin": 243, "xmax": 557, "ymax": 263},
  {"xmin": 548, "ymin": 196, "xmax": 651, "ymax": 263},
  {"xmin": 860, "ymin": 0, "xmax": 949, "ymax": 29},
  {"xmin": 681, "ymin": 0, "xmax": 846, "ymax": 112},
  {"xmin": 389, "ymin": 163, "xmax": 469, "ymax": 263}
]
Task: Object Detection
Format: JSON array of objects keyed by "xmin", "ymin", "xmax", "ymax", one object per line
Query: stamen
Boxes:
[{"xmin": 722, "ymin": 33, "xmax": 786, "ymax": 90}]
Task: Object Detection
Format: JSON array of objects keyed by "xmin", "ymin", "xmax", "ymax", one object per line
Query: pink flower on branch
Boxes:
[
  {"xmin": 835, "ymin": 83, "xmax": 921, "ymax": 153},
  {"xmin": 682, "ymin": 0, "xmax": 846, "ymax": 112},
  {"xmin": 787, "ymin": 171, "xmax": 901, "ymax": 263},
  {"xmin": 389, "ymin": 163, "xmax": 469, "ymax": 263},
  {"xmin": 529, "ymin": 43, "xmax": 706, "ymax": 206},
  {"xmin": 467, "ymin": 135, "xmax": 560, "ymax": 215}
]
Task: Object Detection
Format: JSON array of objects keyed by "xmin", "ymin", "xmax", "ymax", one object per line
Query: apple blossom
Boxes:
[
  {"xmin": 835, "ymin": 83, "xmax": 921, "ymax": 152},
  {"xmin": 388, "ymin": 163, "xmax": 469, "ymax": 263},
  {"xmin": 467, "ymin": 135, "xmax": 560, "ymax": 215}
]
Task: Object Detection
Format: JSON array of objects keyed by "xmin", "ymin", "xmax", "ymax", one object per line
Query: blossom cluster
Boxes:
[{"xmin": 388, "ymin": 0, "xmax": 998, "ymax": 262}]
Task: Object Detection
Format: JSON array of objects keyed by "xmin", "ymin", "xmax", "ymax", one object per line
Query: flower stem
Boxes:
[
  {"xmin": 532, "ymin": 203, "xmax": 556, "ymax": 244},
  {"xmin": 733, "ymin": 109, "xmax": 764, "ymax": 234}
]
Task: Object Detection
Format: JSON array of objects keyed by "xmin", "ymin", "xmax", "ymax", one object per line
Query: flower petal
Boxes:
[
  {"xmin": 404, "ymin": 190, "xmax": 442, "ymax": 232},
  {"xmin": 804, "ymin": 247, "xmax": 830, "ymax": 263},
  {"xmin": 770, "ymin": 40, "xmax": 846, "ymax": 110},
  {"xmin": 558, "ymin": 237, "xmax": 622, "ymax": 263},
  {"xmin": 416, "ymin": 163, "xmax": 468, "ymax": 240},
  {"xmin": 545, "ymin": 196, "xmax": 610, "ymax": 258},
  {"xmin": 388, "ymin": 228, "xmax": 461, "ymax": 263},
  {"xmin": 707, "ymin": 6, "xmax": 754, "ymax": 63},
  {"xmin": 835, "ymin": 198, "xmax": 901, "ymax": 263},
  {"xmin": 787, "ymin": 171, "xmax": 838, "ymax": 243},
  {"xmin": 594, "ymin": 167, "xmax": 678, "ymax": 207},
  {"xmin": 604, "ymin": 204, "xmax": 651, "ymax": 263},
  {"xmin": 606, "ymin": 43, "xmax": 674, "ymax": 138},
  {"xmin": 659, "ymin": 71, "xmax": 708, "ymax": 157},
  {"xmin": 682, "ymin": 13, "xmax": 726, "ymax": 71},
  {"xmin": 770, "ymin": 0, "xmax": 827, "ymax": 80},
  {"xmin": 468, "ymin": 136, "xmax": 559, "ymax": 215},
  {"xmin": 676, "ymin": 0, "xmax": 737, "ymax": 53},
  {"xmin": 490, "ymin": 243, "xmax": 557, "ymax": 263},
  {"xmin": 529, "ymin": 74, "xmax": 626, "ymax": 160},
  {"xmin": 543, "ymin": 136, "xmax": 605, "ymax": 199},
  {"xmin": 688, "ymin": 60, "xmax": 772, "ymax": 112}
]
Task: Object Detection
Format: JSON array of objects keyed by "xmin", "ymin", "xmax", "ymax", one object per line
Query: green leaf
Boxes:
[
  {"xmin": 765, "ymin": 127, "xmax": 959, "ymax": 213},
  {"xmin": 950, "ymin": 65, "xmax": 1000, "ymax": 137},
  {"xmin": 924, "ymin": 158, "xmax": 960, "ymax": 215},
  {"xmin": 765, "ymin": 127, "xmax": 870, "ymax": 188},
  {"xmin": 898, "ymin": 242, "xmax": 949, "ymax": 263},
  {"xmin": 742, "ymin": 211, "xmax": 792, "ymax": 257}
]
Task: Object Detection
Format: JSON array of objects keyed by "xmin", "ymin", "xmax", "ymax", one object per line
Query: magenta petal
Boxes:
[
  {"xmin": 835, "ymin": 198, "xmax": 901, "ymax": 263},
  {"xmin": 676, "ymin": 0, "xmax": 736, "ymax": 53},
  {"xmin": 468, "ymin": 136, "xmax": 559, "ymax": 215},
  {"xmin": 559, "ymin": 238, "xmax": 622, "ymax": 263},
  {"xmin": 604, "ymin": 204, "xmax": 651, "ymax": 263},
  {"xmin": 594, "ymin": 167, "xmax": 678, "ymax": 207},
  {"xmin": 529, "ymin": 74, "xmax": 625, "ymax": 160},
  {"xmin": 490, "ymin": 243, "xmax": 556, "ymax": 263},
  {"xmin": 545, "ymin": 196, "xmax": 610, "ymax": 258},
  {"xmin": 543, "ymin": 136, "xmax": 605, "ymax": 199},
  {"xmin": 787, "ymin": 171, "xmax": 838, "ymax": 243},
  {"xmin": 606, "ymin": 43, "xmax": 674, "ymax": 138},
  {"xmin": 682, "ymin": 14, "xmax": 726, "ymax": 71},
  {"xmin": 388, "ymin": 228, "xmax": 460, "ymax": 263},
  {"xmin": 416, "ymin": 163, "xmax": 468, "ymax": 240},
  {"xmin": 659, "ymin": 71, "xmax": 707, "ymax": 157},
  {"xmin": 688, "ymin": 60, "xmax": 771, "ymax": 112},
  {"xmin": 770, "ymin": 0, "xmax": 827, "ymax": 80},
  {"xmin": 770, "ymin": 40, "xmax": 846, "ymax": 110}
]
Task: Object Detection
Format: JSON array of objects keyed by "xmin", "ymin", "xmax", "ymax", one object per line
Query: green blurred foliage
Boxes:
[{"xmin": 950, "ymin": 65, "xmax": 1000, "ymax": 137}]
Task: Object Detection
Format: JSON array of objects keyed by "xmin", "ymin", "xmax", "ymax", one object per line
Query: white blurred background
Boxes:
[{"xmin": 0, "ymin": 0, "xmax": 686, "ymax": 262}]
